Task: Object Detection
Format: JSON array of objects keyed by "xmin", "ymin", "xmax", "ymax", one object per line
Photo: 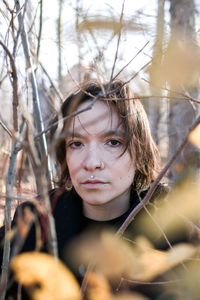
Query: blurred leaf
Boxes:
[
  {"xmin": 16, "ymin": 207, "xmax": 35, "ymax": 238},
  {"xmin": 68, "ymin": 230, "xmax": 196, "ymax": 285},
  {"xmin": 112, "ymin": 294, "xmax": 149, "ymax": 300},
  {"xmin": 78, "ymin": 19, "xmax": 122, "ymax": 34},
  {"xmin": 11, "ymin": 252, "xmax": 81, "ymax": 300},
  {"xmin": 137, "ymin": 179, "xmax": 200, "ymax": 241},
  {"xmin": 85, "ymin": 271, "xmax": 111, "ymax": 300},
  {"xmin": 173, "ymin": 163, "xmax": 184, "ymax": 174},
  {"xmin": 78, "ymin": 18, "xmax": 146, "ymax": 34},
  {"xmin": 68, "ymin": 231, "xmax": 136, "ymax": 279},
  {"xmin": 130, "ymin": 243, "xmax": 196, "ymax": 281},
  {"xmin": 147, "ymin": 38, "xmax": 200, "ymax": 88},
  {"xmin": 188, "ymin": 124, "xmax": 200, "ymax": 148},
  {"xmin": 167, "ymin": 243, "xmax": 196, "ymax": 265},
  {"xmin": 85, "ymin": 271, "xmax": 150, "ymax": 300}
]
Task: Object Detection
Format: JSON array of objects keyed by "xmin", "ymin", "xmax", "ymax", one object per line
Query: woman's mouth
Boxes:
[{"xmin": 81, "ymin": 180, "xmax": 108, "ymax": 188}]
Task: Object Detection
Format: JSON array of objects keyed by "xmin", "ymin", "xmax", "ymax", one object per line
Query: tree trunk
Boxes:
[
  {"xmin": 168, "ymin": 0, "xmax": 200, "ymax": 181},
  {"xmin": 57, "ymin": 0, "xmax": 63, "ymax": 83},
  {"xmin": 149, "ymin": 0, "xmax": 165, "ymax": 145}
]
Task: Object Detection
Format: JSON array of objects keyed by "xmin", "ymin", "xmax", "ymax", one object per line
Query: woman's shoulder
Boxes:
[
  {"xmin": 139, "ymin": 182, "xmax": 170, "ymax": 203},
  {"xmin": 49, "ymin": 188, "xmax": 82, "ymax": 214}
]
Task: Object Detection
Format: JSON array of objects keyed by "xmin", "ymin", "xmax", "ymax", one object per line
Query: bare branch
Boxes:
[
  {"xmin": 13, "ymin": 0, "xmax": 27, "ymax": 58},
  {"xmin": 0, "ymin": 40, "xmax": 18, "ymax": 132},
  {"xmin": 57, "ymin": 0, "xmax": 63, "ymax": 82},
  {"xmin": 34, "ymin": 91, "xmax": 103, "ymax": 139},
  {"xmin": 121, "ymin": 59, "xmax": 152, "ymax": 88},
  {"xmin": 36, "ymin": 0, "xmax": 43, "ymax": 59},
  {"xmin": 113, "ymin": 41, "xmax": 150, "ymax": 81},
  {"xmin": 142, "ymin": 77, "xmax": 200, "ymax": 105},
  {"xmin": 14, "ymin": 0, "xmax": 57, "ymax": 258},
  {"xmin": 109, "ymin": 0, "xmax": 126, "ymax": 82},
  {"xmin": 0, "ymin": 118, "xmax": 12, "ymax": 137},
  {"xmin": 0, "ymin": 140, "xmax": 21, "ymax": 299},
  {"xmin": 14, "ymin": 0, "xmax": 53, "ymax": 186},
  {"xmin": 39, "ymin": 62, "xmax": 64, "ymax": 103}
]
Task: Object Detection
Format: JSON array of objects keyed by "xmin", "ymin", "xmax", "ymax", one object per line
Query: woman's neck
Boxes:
[{"xmin": 82, "ymin": 191, "xmax": 131, "ymax": 221}]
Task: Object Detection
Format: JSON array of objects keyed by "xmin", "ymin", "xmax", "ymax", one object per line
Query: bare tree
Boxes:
[
  {"xmin": 167, "ymin": 0, "xmax": 200, "ymax": 180},
  {"xmin": 57, "ymin": 0, "xmax": 63, "ymax": 82},
  {"xmin": 149, "ymin": 0, "xmax": 165, "ymax": 145}
]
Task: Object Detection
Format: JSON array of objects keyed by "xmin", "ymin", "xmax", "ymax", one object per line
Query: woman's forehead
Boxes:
[{"xmin": 68, "ymin": 100, "xmax": 123, "ymax": 135}]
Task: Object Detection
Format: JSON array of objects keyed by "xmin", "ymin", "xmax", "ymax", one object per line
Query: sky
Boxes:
[
  {"xmin": 1, "ymin": 0, "xmax": 200, "ymax": 92},
  {"xmin": 0, "ymin": 0, "xmax": 168, "ymax": 101},
  {"xmin": 39, "ymin": 0, "xmax": 165, "ymax": 83}
]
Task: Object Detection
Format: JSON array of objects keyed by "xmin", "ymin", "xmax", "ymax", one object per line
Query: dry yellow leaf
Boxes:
[
  {"xmin": 68, "ymin": 231, "xmax": 136, "ymax": 279},
  {"xmin": 78, "ymin": 18, "xmax": 145, "ymax": 34},
  {"xmin": 147, "ymin": 37, "xmax": 200, "ymax": 88},
  {"xmin": 128, "ymin": 242, "xmax": 196, "ymax": 282},
  {"xmin": 111, "ymin": 294, "xmax": 149, "ymax": 300},
  {"xmin": 85, "ymin": 271, "xmax": 111, "ymax": 300},
  {"xmin": 188, "ymin": 124, "xmax": 200, "ymax": 148},
  {"xmin": 85, "ymin": 271, "xmax": 150, "ymax": 300},
  {"xmin": 11, "ymin": 252, "xmax": 81, "ymax": 300},
  {"xmin": 137, "ymin": 179, "xmax": 200, "ymax": 241},
  {"xmin": 167, "ymin": 243, "xmax": 196, "ymax": 265},
  {"xmin": 68, "ymin": 230, "xmax": 196, "ymax": 286}
]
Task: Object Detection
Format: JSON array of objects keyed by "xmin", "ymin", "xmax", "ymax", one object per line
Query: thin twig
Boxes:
[
  {"xmin": 0, "ymin": 119, "xmax": 12, "ymax": 137},
  {"xmin": 0, "ymin": 74, "xmax": 8, "ymax": 87},
  {"xmin": 34, "ymin": 92, "xmax": 103, "ymax": 139},
  {"xmin": 138, "ymin": 195, "xmax": 173, "ymax": 249},
  {"xmin": 119, "ymin": 277, "xmax": 182, "ymax": 286},
  {"xmin": 109, "ymin": 0, "xmax": 126, "ymax": 82},
  {"xmin": 0, "ymin": 141, "xmax": 21, "ymax": 300},
  {"xmin": 0, "ymin": 40, "xmax": 18, "ymax": 132},
  {"xmin": 14, "ymin": 0, "xmax": 57, "ymax": 258},
  {"xmin": 14, "ymin": 0, "xmax": 54, "ymax": 187},
  {"xmin": 36, "ymin": 0, "xmax": 43, "ymax": 59},
  {"xmin": 0, "ymin": 193, "xmax": 35, "ymax": 202},
  {"xmin": 57, "ymin": 0, "xmax": 63, "ymax": 82},
  {"xmin": 112, "ymin": 41, "xmax": 150, "ymax": 81},
  {"xmin": 3, "ymin": 0, "xmax": 13, "ymax": 13},
  {"xmin": 121, "ymin": 59, "xmax": 152, "ymax": 88},
  {"xmin": 103, "ymin": 95, "xmax": 200, "ymax": 104},
  {"xmin": 142, "ymin": 77, "xmax": 200, "ymax": 105},
  {"xmin": 13, "ymin": 0, "xmax": 27, "ymax": 58},
  {"xmin": 39, "ymin": 62, "xmax": 63, "ymax": 103}
]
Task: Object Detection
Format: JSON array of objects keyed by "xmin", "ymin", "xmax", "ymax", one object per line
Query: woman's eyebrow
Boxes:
[
  {"xmin": 101, "ymin": 130, "xmax": 125, "ymax": 138},
  {"xmin": 66, "ymin": 129, "xmax": 125, "ymax": 139},
  {"xmin": 66, "ymin": 131, "xmax": 83, "ymax": 138}
]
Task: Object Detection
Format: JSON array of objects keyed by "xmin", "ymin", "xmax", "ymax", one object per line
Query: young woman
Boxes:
[
  {"xmin": 48, "ymin": 80, "xmax": 168, "ymax": 263},
  {"xmin": 0, "ymin": 80, "xmax": 167, "ymax": 299}
]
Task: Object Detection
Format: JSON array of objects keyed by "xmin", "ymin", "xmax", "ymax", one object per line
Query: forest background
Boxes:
[{"xmin": 1, "ymin": 0, "xmax": 200, "ymax": 299}]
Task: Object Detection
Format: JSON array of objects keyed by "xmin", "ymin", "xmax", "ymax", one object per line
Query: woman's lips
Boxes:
[{"xmin": 81, "ymin": 180, "xmax": 108, "ymax": 188}]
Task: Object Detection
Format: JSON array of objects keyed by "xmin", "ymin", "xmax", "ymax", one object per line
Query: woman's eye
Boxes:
[
  {"xmin": 107, "ymin": 139, "xmax": 121, "ymax": 147},
  {"xmin": 68, "ymin": 141, "xmax": 83, "ymax": 149}
]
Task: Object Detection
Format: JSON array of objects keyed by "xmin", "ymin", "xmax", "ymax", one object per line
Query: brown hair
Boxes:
[{"xmin": 53, "ymin": 80, "xmax": 160, "ymax": 190}]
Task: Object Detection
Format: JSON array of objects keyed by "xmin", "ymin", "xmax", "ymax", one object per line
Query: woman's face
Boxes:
[{"xmin": 65, "ymin": 100, "xmax": 136, "ymax": 220}]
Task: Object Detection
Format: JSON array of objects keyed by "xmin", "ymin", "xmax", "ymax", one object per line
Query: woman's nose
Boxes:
[{"xmin": 83, "ymin": 148, "xmax": 104, "ymax": 171}]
